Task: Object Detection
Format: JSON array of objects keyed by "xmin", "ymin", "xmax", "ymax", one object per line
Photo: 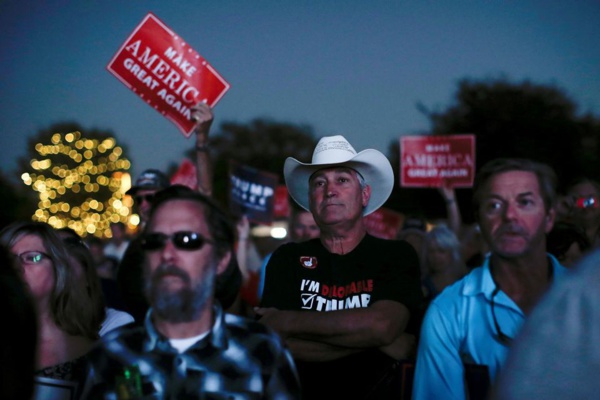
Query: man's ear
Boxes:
[
  {"xmin": 216, "ymin": 250, "xmax": 232, "ymax": 275},
  {"xmin": 545, "ymin": 208, "xmax": 556, "ymax": 233},
  {"xmin": 362, "ymin": 185, "xmax": 372, "ymax": 208}
]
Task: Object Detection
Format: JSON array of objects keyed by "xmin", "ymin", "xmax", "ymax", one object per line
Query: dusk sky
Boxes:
[{"xmin": 1, "ymin": 1, "xmax": 599, "ymax": 182}]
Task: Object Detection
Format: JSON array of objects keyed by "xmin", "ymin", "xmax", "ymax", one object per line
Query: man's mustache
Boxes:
[
  {"xmin": 151, "ymin": 263, "xmax": 191, "ymax": 284},
  {"xmin": 496, "ymin": 224, "xmax": 527, "ymax": 236}
]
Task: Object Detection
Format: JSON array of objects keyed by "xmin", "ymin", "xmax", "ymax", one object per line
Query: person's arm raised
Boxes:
[
  {"xmin": 438, "ymin": 183, "xmax": 462, "ymax": 235},
  {"xmin": 190, "ymin": 101, "xmax": 214, "ymax": 196},
  {"xmin": 235, "ymin": 215, "xmax": 251, "ymax": 283}
]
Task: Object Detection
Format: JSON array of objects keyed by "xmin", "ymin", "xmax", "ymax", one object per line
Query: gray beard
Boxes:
[{"xmin": 145, "ymin": 263, "xmax": 215, "ymax": 323}]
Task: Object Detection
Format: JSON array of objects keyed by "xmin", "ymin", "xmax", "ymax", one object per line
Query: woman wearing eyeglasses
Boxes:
[{"xmin": 0, "ymin": 221, "xmax": 101, "ymax": 399}]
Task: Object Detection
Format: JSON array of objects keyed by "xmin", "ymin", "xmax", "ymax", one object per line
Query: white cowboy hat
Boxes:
[{"xmin": 283, "ymin": 135, "xmax": 394, "ymax": 216}]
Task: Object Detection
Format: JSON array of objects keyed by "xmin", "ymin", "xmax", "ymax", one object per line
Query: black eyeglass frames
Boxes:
[
  {"xmin": 15, "ymin": 251, "xmax": 52, "ymax": 265},
  {"xmin": 491, "ymin": 287, "xmax": 514, "ymax": 346},
  {"xmin": 135, "ymin": 194, "xmax": 155, "ymax": 204}
]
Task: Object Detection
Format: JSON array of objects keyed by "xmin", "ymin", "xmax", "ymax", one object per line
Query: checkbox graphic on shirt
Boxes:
[{"xmin": 301, "ymin": 293, "xmax": 317, "ymax": 309}]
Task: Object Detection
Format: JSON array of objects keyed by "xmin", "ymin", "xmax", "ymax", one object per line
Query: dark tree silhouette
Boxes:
[
  {"xmin": 0, "ymin": 171, "xmax": 37, "ymax": 229},
  {"xmin": 387, "ymin": 77, "xmax": 600, "ymax": 223},
  {"xmin": 185, "ymin": 118, "xmax": 318, "ymax": 206}
]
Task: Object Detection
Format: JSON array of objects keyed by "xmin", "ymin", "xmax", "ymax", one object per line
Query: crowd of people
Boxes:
[{"xmin": 2, "ymin": 102, "xmax": 600, "ymax": 399}]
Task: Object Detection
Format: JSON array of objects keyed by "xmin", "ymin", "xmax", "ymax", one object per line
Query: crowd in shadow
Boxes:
[{"xmin": 4, "ymin": 105, "xmax": 600, "ymax": 399}]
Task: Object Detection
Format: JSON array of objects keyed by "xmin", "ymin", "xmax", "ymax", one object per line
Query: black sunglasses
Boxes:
[
  {"xmin": 141, "ymin": 231, "xmax": 214, "ymax": 251},
  {"xmin": 135, "ymin": 194, "xmax": 155, "ymax": 204},
  {"xmin": 491, "ymin": 287, "xmax": 513, "ymax": 346}
]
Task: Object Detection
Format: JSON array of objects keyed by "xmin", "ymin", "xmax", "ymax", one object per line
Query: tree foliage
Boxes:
[
  {"xmin": 0, "ymin": 171, "xmax": 37, "ymax": 229},
  {"xmin": 388, "ymin": 77, "xmax": 600, "ymax": 223},
  {"xmin": 429, "ymin": 77, "xmax": 600, "ymax": 184},
  {"xmin": 190, "ymin": 118, "xmax": 318, "ymax": 206}
]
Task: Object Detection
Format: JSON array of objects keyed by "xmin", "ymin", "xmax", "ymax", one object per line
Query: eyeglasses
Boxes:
[
  {"xmin": 141, "ymin": 231, "xmax": 214, "ymax": 251},
  {"xmin": 16, "ymin": 251, "xmax": 51, "ymax": 265},
  {"xmin": 574, "ymin": 196, "xmax": 598, "ymax": 209},
  {"xmin": 135, "ymin": 194, "xmax": 155, "ymax": 204},
  {"xmin": 491, "ymin": 287, "xmax": 513, "ymax": 346}
]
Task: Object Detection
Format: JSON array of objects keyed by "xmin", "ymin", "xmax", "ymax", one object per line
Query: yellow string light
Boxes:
[{"xmin": 23, "ymin": 130, "xmax": 133, "ymax": 238}]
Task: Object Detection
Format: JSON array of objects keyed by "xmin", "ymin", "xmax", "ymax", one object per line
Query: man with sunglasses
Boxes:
[
  {"xmin": 117, "ymin": 102, "xmax": 231, "ymax": 323},
  {"xmin": 127, "ymin": 169, "xmax": 171, "ymax": 226},
  {"xmin": 413, "ymin": 158, "xmax": 569, "ymax": 400},
  {"xmin": 85, "ymin": 187, "xmax": 300, "ymax": 399}
]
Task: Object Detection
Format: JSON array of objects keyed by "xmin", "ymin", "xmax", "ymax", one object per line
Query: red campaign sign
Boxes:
[
  {"xmin": 365, "ymin": 208, "xmax": 404, "ymax": 240},
  {"xmin": 273, "ymin": 185, "xmax": 290, "ymax": 218},
  {"xmin": 107, "ymin": 12, "xmax": 230, "ymax": 137},
  {"xmin": 170, "ymin": 158, "xmax": 197, "ymax": 190},
  {"xmin": 400, "ymin": 134, "xmax": 476, "ymax": 188}
]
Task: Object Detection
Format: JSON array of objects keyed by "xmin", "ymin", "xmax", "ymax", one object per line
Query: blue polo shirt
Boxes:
[{"xmin": 412, "ymin": 254, "xmax": 568, "ymax": 400}]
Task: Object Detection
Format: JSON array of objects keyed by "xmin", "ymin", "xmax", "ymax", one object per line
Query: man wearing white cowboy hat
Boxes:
[{"xmin": 256, "ymin": 135, "xmax": 423, "ymax": 399}]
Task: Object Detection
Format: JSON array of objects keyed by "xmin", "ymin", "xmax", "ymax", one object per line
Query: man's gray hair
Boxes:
[{"xmin": 356, "ymin": 171, "xmax": 367, "ymax": 190}]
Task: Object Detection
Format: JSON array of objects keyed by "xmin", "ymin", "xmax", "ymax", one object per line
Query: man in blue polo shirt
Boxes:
[{"xmin": 413, "ymin": 158, "xmax": 569, "ymax": 400}]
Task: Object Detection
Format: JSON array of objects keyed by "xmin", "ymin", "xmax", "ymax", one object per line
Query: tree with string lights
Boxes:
[{"xmin": 18, "ymin": 122, "xmax": 135, "ymax": 238}]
